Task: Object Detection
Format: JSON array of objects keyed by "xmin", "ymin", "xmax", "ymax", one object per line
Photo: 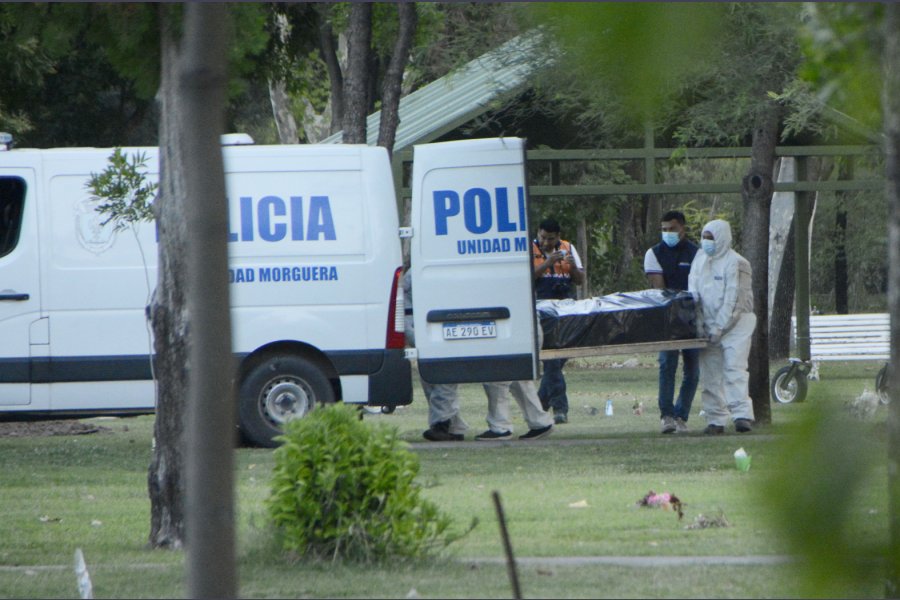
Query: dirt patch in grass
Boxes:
[{"xmin": 0, "ymin": 420, "xmax": 110, "ymax": 438}]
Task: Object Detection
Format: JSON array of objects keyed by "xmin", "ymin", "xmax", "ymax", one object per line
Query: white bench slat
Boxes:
[{"xmin": 803, "ymin": 313, "xmax": 888, "ymax": 322}]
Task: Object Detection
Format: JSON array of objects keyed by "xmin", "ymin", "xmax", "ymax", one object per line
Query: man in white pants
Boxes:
[
  {"xmin": 475, "ymin": 380, "xmax": 554, "ymax": 441},
  {"xmin": 688, "ymin": 219, "xmax": 756, "ymax": 434},
  {"xmin": 474, "ymin": 321, "xmax": 554, "ymax": 441}
]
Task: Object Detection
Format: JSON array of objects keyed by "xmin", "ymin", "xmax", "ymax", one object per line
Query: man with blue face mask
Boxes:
[
  {"xmin": 644, "ymin": 210, "xmax": 700, "ymax": 434},
  {"xmin": 688, "ymin": 219, "xmax": 755, "ymax": 434}
]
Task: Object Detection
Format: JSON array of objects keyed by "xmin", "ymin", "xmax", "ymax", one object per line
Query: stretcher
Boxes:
[{"xmin": 535, "ymin": 289, "xmax": 708, "ymax": 360}]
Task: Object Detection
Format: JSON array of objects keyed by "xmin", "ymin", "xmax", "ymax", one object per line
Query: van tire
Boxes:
[{"xmin": 238, "ymin": 355, "xmax": 336, "ymax": 448}]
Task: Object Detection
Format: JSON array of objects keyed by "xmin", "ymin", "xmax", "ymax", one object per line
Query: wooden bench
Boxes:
[
  {"xmin": 772, "ymin": 313, "xmax": 889, "ymax": 403},
  {"xmin": 792, "ymin": 312, "xmax": 889, "ymax": 364}
]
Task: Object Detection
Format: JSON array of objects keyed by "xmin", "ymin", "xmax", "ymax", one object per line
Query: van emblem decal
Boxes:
[{"xmin": 75, "ymin": 198, "xmax": 117, "ymax": 254}]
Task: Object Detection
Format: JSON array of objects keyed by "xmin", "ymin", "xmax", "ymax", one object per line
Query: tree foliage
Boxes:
[
  {"xmin": 798, "ymin": 2, "xmax": 884, "ymax": 137},
  {"xmin": 86, "ymin": 148, "xmax": 157, "ymax": 232}
]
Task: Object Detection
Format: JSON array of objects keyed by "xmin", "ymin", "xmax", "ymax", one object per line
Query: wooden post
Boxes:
[
  {"xmin": 492, "ymin": 491, "xmax": 522, "ymax": 600},
  {"xmin": 794, "ymin": 156, "xmax": 812, "ymax": 364}
]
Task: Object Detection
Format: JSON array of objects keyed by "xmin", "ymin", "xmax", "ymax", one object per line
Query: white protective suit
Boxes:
[{"xmin": 688, "ymin": 220, "xmax": 756, "ymax": 426}]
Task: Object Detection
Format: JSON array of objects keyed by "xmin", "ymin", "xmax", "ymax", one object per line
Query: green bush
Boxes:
[{"xmin": 266, "ymin": 404, "xmax": 454, "ymax": 563}]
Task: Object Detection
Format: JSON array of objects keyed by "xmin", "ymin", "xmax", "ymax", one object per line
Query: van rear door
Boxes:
[
  {"xmin": 0, "ymin": 169, "xmax": 39, "ymax": 405},
  {"xmin": 408, "ymin": 138, "xmax": 537, "ymax": 383}
]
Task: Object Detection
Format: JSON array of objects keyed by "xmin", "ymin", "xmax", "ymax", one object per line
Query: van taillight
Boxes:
[{"xmin": 386, "ymin": 267, "xmax": 406, "ymax": 349}]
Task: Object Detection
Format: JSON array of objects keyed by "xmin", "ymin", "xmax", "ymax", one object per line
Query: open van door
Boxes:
[{"xmin": 408, "ymin": 138, "xmax": 537, "ymax": 383}]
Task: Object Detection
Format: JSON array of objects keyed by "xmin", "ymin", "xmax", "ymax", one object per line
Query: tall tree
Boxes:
[
  {"xmin": 148, "ymin": 3, "xmax": 189, "ymax": 549},
  {"xmin": 341, "ymin": 3, "xmax": 372, "ymax": 144},
  {"xmin": 741, "ymin": 104, "xmax": 780, "ymax": 423},
  {"xmin": 377, "ymin": 2, "xmax": 416, "ymax": 156}
]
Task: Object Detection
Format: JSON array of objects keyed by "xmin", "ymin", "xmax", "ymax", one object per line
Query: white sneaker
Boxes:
[
  {"xmin": 660, "ymin": 416, "xmax": 676, "ymax": 434},
  {"xmin": 675, "ymin": 417, "xmax": 689, "ymax": 433}
]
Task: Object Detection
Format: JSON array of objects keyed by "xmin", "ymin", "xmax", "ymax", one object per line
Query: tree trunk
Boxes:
[
  {"xmin": 577, "ymin": 218, "xmax": 589, "ymax": 298},
  {"xmin": 834, "ymin": 158, "xmax": 852, "ymax": 314},
  {"xmin": 377, "ymin": 2, "xmax": 417, "ymax": 157},
  {"xmin": 147, "ymin": 4, "xmax": 189, "ymax": 550},
  {"xmin": 769, "ymin": 218, "xmax": 795, "ymax": 359},
  {"xmin": 882, "ymin": 3, "xmax": 900, "ymax": 595},
  {"xmin": 315, "ymin": 7, "xmax": 343, "ymax": 136},
  {"xmin": 269, "ymin": 79, "xmax": 299, "ymax": 144},
  {"xmin": 341, "ymin": 3, "xmax": 372, "ymax": 144},
  {"xmin": 644, "ymin": 195, "xmax": 662, "ymax": 249},
  {"xmin": 768, "ymin": 158, "xmax": 793, "ymax": 358},
  {"xmin": 268, "ymin": 11, "xmax": 299, "ymax": 145},
  {"xmin": 178, "ymin": 4, "xmax": 236, "ymax": 597},
  {"xmin": 617, "ymin": 200, "xmax": 636, "ymax": 281},
  {"xmin": 740, "ymin": 103, "xmax": 780, "ymax": 425}
]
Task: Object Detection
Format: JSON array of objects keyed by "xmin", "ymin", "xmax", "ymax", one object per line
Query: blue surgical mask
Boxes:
[
  {"xmin": 661, "ymin": 232, "xmax": 679, "ymax": 247},
  {"xmin": 701, "ymin": 239, "xmax": 716, "ymax": 256}
]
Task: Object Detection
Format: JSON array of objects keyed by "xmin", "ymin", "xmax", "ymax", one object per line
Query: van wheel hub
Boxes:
[{"xmin": 262, "ymin": 378, "xmax": 312, "ymax": 425}]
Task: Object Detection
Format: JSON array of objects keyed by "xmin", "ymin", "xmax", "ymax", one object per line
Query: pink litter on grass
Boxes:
[{"xmin": 637, "ymin": 490, "xmax": 684, "ymax": 520}]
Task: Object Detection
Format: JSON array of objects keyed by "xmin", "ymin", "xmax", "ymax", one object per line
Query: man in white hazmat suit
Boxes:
[{"xmin": 688, "ymin": 219, "xmax": 756, "ymax": 434}]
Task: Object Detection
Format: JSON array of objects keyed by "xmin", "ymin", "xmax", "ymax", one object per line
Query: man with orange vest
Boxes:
[{"xmin": 533, "ymin": 218, "xmax": 585, "ymax": 424}]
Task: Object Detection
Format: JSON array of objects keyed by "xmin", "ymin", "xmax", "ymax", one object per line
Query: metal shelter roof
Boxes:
[{"xmin": 321, "ymin": 31, "xmax": 547, "ymax": 152}]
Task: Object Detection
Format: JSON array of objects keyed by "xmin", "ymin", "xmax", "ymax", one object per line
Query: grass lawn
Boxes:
[{"xmin": 0, "ymin": 357, "xmax": 890, "ymax": 599}]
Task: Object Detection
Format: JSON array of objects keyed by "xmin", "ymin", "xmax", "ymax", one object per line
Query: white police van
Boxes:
[
  {"xmin": 0, "ymin": 135, "xmax": 536, "ymax": 446},
  {"xmin": 0, "ymin": 138, "xmax": 412, "ymax": 446}
]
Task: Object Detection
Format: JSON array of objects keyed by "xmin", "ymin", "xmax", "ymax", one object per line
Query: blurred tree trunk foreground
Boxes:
[
  {"xmin": 176, "ymin": 4, "xmax": 237, "ymax": 598},
  {"xmin": 884, "ymin": 3, "xmax": 900, "ymax": 595}
]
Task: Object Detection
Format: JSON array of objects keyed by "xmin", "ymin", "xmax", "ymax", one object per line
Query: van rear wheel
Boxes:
[{"xmin": 239, "ymin": 355, "xmax": 335, "ymax": 448}]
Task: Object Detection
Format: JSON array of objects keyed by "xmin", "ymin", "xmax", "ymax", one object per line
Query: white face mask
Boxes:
[
  {"xmin": 661, "ymin": 231, "xmax": 679, "ymax": 247},
  {"xmin": 701, "ymin": 239, "xmax": 716, "ymax": 256}
]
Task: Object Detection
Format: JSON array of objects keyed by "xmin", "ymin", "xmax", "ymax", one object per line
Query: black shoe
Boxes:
[
  {"xmin": 554, "ymin": 413, "xmax": 568, "ymax": 425},
  {"xmin": 474, "ymin": 429, "xmax": 512, "ymax": 441},
  {"xmin": 734, "ymin": 418, "xmax": 753, "ymax": 433},
  {"xmin": 422, "ymin": 419, "xmax": 464, "ymax": 442},
  {"xmin": 423, "ymin": 428, "xmax": 464, "ymax": 442},
  {"xmin": 518, "ymin": 424, "xmax": 553, "ymax": 440},
  {"xmin": 703, "ymin": 424, "xmax": 725, "ymax": 435}
]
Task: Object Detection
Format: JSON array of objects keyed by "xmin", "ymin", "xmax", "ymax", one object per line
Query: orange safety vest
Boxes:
[{"xmin": 533, "ymin": 239, "xmax": 575, "ymax": 299}]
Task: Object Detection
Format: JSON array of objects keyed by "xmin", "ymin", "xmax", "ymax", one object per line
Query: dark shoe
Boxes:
[
  {"xmin": 660, "ymin": 415, "xmax": 676, "ymax": 434},
  {"xmin": 423, "ymin": 420, "xmax": 464, "ymax": 442},
  {"xmin": 518, "ymin": 424, "xmax": 553, "ymax": 440},
  {"xmin": 554, "ymin": 412, "xmax": 568, "ymax": 424},
  {"xmin": 703, "ymin": 424, "xmax": 725, "ymax": 435},
  {"xmin": 474, "ymin": 429, "xmax": 512, "ymax": 441},
  {"xmin": 734, "ymin": 418, "xmax": 753, "ymax": 433},
  {"xmin": 423, "ymin": 428, "xmax": 463, "ymax": 442}
]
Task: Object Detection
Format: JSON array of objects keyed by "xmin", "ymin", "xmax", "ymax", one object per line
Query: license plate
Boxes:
[{"xmin": 442, "ymin": 321, "xmax": 497, "ymax": 340}]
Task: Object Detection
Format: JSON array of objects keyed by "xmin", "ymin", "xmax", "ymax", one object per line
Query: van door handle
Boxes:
[
  {"xmin": 426, "ymin": 307, "xmax": 511, "ymax": 322},
  {"xmin": 0, "ymin": 293, "xmax": 29, "ymax": 301}
]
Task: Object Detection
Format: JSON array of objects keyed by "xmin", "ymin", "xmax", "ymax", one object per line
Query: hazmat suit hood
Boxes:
[{"xmin": 701, "ymin": 219, "xmax": 732, "ymax": 259}]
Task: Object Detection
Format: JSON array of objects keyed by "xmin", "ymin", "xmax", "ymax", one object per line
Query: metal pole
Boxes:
[{"xmin": 794, "ymin": 156, "xmax": 811, "ymax": 363}]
